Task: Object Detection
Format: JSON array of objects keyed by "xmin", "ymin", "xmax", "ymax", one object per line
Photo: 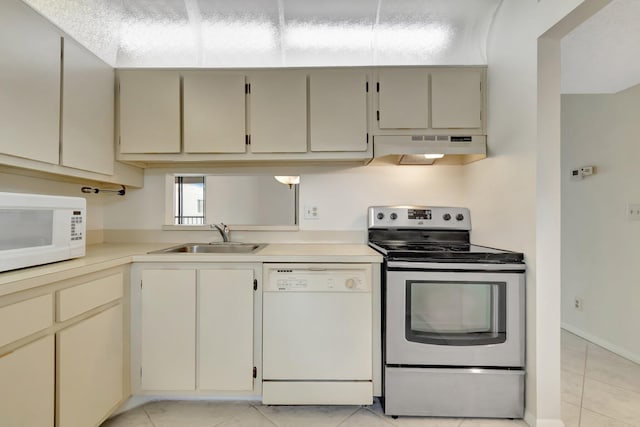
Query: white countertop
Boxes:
[{"xmin": 0, "ymin": 242, "xmax": 382, "ymax": 297}]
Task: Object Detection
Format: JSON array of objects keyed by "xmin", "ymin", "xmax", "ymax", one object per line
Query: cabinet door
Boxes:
[
  {"xmin": 119, "ymin": 70, "xmax": 180, "ymax": 153},
  {"xmin": 184, "ymin": 73, "xmax": 246, "ymax": 153},
  {"xmin": 0, "ymin": 336, "xmax": 54, "ymax": 427},
  {"xmin": 431, "ymin": 68, "xmax": 482, "ymax": 129},
  {"xmin": 310, "ymin": 71, "xmax": 368, "ymax": 152},
  {"xmin": 0, "ymin": 0, "xmax": 60, "ymax": 164},
  {"xmin": 198, "ymin": 269, "xmax": 254, "ymax": 390},
  {"xmin": 249, "ymin": 71, "xmax": 307, "ymax": 153},
  {"xmin": 61, "ymin": 37, "xmax": 115, "ymax": 175},
  {"xmin": 57, "ymin": 305, "xmax": 124, "ymax": 427},
  {"xmin": 141, "ymin": 269, "xmax": 196, "ymax": 390},
  {"xmin": 377, "ymin": 69, "xmax": 429, "ymax": 129}
]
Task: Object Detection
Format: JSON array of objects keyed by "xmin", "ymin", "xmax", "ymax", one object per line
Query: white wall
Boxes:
[
  {"xmin": 102, "ymin": 164, "xmax": 466, "ymax": 236},
  {"xmin": 465, "ymin": 1, "xmax": 587, "ymax": 424},
  {"xmin": 0, "ymin": 169, "xmax": 104, "ymax": 233},
  {"xmin": 561, "ymin": 85, "xmax": 640, "ymax": 362}
]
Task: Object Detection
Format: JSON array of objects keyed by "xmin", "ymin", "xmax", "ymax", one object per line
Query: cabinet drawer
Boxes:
[
  {"xmin": 0, "ymin": 294, "xmax": 53, "ymax": 348},
  {"xmin": 57, "ymin": 273, "xmax": 123, "ymax": 322}
]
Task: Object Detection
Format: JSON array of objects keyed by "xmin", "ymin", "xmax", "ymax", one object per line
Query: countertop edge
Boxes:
[{"xmin": 1, "ymin": 243, "xmax": 383, "ymax": 298}]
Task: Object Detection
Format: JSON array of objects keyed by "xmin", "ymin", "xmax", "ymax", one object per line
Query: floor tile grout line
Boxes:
[
  {"xmin": 577, "ymin": 342, "xmax": 589, "ymax": 427},
  {"xmin": 141, "ymin": 405, "xmax": 157, "ymax": 427},
  {"xmin": 335, "ymin": 407, "xmax": 365, "ymax": 427},
  {"xmin": 247, "ymin": 404, "xmax": 279, "ymax": 427}
]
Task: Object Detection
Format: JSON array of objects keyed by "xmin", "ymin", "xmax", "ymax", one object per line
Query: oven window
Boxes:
[{"xmin": 406, "ymin": 280, "xmax": 506, "ymax": 346}]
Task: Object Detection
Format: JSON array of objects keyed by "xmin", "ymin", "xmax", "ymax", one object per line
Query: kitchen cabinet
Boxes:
[
  {"xmin": 431, "ymin": 68, "xmax": 482, "ymax": 129},
  {"xmin": 57, "ymin": 305, "xmax": 124, "ymax": 427},
  {"xmin": 0, "ymin": 0, "xmax": 61, "ymax": 165},
  {"xmin": 136, "ymin": 265, "xmax": 257, "ymax": 393},
  {"xmin": 248, "ymin": 71, "xmax": 307, "ymax": 153},
  {"xmin": 377, "ymin": 68, "xmax": 429, "ymax": 129},
  {"xmin": 183, "ymin": 72, "xmax": 247, "ymax": 153},
  {"xmin": 119, "ymin": 70, "xmax": 181, "ymax": 154},
  {"xmin": 61, "ymin": 37, "xmax": 115, "ymax": 175},
  {"xmin": 374, "ymin": 67, "xmax": 486, "ymax": 135},
  {"xmin": 198, "ymin": 269, "xmax": 254, "ymax": 390},
  {"xmin": 309, "ymin": 70, "xmax": 369, "ymax": 152},
  {"xmin": 141, "ymin": 269, "xmax": 196, "ymax": 390},
  {"xmin": 55, "ymin": 269, "xmax": 127, "ymax": 427},
  {"xmin": 0, "ymin": 336, "xmax": 55, "ymax": 427},
  {"xmin": 0, "ymin": 266, "xmax": 128, "ymax": 427}
]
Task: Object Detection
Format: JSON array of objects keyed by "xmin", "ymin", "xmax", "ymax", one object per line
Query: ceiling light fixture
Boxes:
[{"xmin": 423, "ymin": 154, "xmax": 445, "ymax": 159}]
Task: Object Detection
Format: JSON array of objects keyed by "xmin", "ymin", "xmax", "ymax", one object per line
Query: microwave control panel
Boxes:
[{"xmin": 70, "ymin": 210, "xmax": 84, "ymax": 241}]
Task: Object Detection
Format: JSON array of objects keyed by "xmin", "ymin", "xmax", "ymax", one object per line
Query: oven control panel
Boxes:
[{"xmin": 368, "ymin": 206, "xmax": 471, "ymax": 230}]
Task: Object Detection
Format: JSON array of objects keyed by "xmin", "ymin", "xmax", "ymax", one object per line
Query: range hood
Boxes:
[{"xmin": 372, "ymin": 135, "xmax": 487, "ymax": 165}]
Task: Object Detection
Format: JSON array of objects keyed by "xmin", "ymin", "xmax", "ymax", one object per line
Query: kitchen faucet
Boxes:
[{"xmin": 211, "ymin": 223, "xmax": 231, "ymax": 243}]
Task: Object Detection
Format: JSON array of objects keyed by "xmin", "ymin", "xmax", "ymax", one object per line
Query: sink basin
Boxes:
[{"xmin": 149, "ymin": 243, "xmax": 265, "ymax": 254}]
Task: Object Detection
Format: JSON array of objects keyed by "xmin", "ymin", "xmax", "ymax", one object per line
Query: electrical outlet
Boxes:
[
  {"xmin": 628, "ymin": 203, "xmax": 640, "ymax": 221},
  {"xmin": 574, "ymin": 297, "xmax": 583, "ymax": 311},
  {"xmin": 304, "ymin": 205, "xmax": 319, "ymax": 220}
]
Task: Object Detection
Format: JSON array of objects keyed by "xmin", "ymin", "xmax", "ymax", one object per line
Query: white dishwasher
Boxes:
[{"xmin": 262, "ymin": 263, "xmax": 373, "ymax": 405}]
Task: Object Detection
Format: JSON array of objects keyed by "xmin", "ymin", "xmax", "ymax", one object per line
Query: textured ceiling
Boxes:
[
  {"xmin": 22, "ymin": 0, "xmax": 502, "ymax": 68},
  {"xmin": 561, "ymin": 0, "xmax": 640, "ymax": 94}
]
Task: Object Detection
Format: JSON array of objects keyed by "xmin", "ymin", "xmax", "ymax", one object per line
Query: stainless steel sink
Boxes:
[{"xmin": 149, "ymin": 243, "xmax": 266, "ymax": 254}]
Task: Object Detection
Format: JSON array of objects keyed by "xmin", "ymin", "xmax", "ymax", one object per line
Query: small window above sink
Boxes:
[{"xmin": 164, "ymin": 174, "xmax": 299, "ymax": 231}]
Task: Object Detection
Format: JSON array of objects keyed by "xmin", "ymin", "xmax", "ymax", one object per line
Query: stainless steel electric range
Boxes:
[{"xmin": 368, "ymin": 206, "xmax": 526, "ymax": 419}]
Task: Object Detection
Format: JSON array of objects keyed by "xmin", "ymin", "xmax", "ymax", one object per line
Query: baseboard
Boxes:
[
  {"xmin": 561, "ymin": 323, "xmax": 640, "ymax": 364},
  {"xmin": 110, "ymin": 394, "xmax": 263, "ymax": 417}
]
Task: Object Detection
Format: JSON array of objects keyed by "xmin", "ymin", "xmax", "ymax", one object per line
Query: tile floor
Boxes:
[
  {"xmin": 561, "ymin": 330, "xmax": 640, "ymax": 427},
  {"xmin": 102, "ymin": 330, "xmax": 640, "ymax": 427}
]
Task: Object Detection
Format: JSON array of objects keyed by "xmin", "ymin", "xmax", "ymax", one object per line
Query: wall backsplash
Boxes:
[
  {"xmin": 101, "ymin": 163, "xmax": 467, "ymax": 241},
  {"xmin": 0, "ymin": 169, "xmax": 104, "ymax": 238}
]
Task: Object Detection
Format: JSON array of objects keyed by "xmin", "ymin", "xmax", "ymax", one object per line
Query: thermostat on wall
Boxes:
[{"xmin": 571, "ymin": 165, "xmax": 595, "ymax": 180}]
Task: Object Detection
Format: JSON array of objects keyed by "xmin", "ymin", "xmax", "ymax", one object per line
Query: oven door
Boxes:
[{"xmin": 386, "ymin": 266, "xmax": 525, "ymax": 367}]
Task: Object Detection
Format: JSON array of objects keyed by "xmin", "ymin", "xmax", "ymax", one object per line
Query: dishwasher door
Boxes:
[{"xmin": 262, "ymin": 264, "xmax": 372, "ymax": 381}]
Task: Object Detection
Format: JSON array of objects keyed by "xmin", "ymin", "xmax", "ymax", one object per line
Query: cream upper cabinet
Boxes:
[
  {"xmin": 198, "ymin": 269, "xmax": 254, "ymax": 390},
  {"xmin": 0, "ymin": 0, "xmax": 61, "ymax": 164},
  {"xmin": 0, "ymin": 336, "xmax": 55, "ymax": 427},
  {"xmin": 183, "ymin": 73, "xmax": 247, "ymax": 153},
  {"xmin": 57, "ymin": 305, "xmax": 124, "ymax": 427},
  {"xmin": 374, "ymin": 67, "xmax": 486, "ymax": 134},
  {"xmin": 431, "ymin": 68, "xmax": 482, "ymax": 129},
  {"xmin": 309, "ymin": 70, "xmax": 368, "ymax": 152},
  {"xmin": 377, "ymin": 68, "xmax": 429, "ymax": 129},
  {"xmin": 249, "ymin": 71, "xmax": 307, "ymax": 153},
  {"xmin": 119, "ymin": 70, "xmax": 181, "ymax": 154},
  {"xmin": 61, "ymin": 37, "xmax": 115, "ymax": 175}
]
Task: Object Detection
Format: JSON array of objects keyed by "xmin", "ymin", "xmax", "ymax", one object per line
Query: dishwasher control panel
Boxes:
[{"xmin": 263, "ymin": 264, "xmax": 371, "ymax": 292}]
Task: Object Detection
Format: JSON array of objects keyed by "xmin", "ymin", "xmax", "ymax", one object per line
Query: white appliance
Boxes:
[
  {"xmin": 262, "ymin": 263, "xmax": 373, "ymax": 405},
  {"xmin": 0, "ymin": 192, "xmax": 86, "ymax": 272}
]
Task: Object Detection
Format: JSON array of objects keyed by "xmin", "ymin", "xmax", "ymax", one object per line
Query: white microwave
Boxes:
[{"xmin": 0, "ymin": 192, "xmax": 86, "ymax": 272}]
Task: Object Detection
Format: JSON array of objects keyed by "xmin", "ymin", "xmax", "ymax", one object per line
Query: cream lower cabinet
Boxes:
[
  {"xmin": 139, "ymin": 267, "xmax": 255, "ymax": 392},
  {"xmin": 0, "ymin": 335, "xmax": 55, "ymax": 427},
  {"xmin": 140, "ymin": 269, "xmax": 196, "ymax": 390},
  {"xmin": 57, "ymin": 305, "xmax": 124, "ymax": 427}
]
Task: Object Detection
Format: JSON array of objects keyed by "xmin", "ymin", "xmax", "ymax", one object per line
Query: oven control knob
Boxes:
[
  {"xmin": 377, "ymin": 212, "xmax": 384, "ymax": 220},
  {"xmin": 443, "ymin": 213, "xmax": 451, "ymax": 221},
  {"xmin": 390, "ymin": 213, "xmax": 398, "ymax": 220},
  {"xmin": 456, "ymin": 213, "xmax": 464, "ymax": 221},
  {"xmin": 345, "ymin": 278, "xmax": 357, "ymax": 289}
]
